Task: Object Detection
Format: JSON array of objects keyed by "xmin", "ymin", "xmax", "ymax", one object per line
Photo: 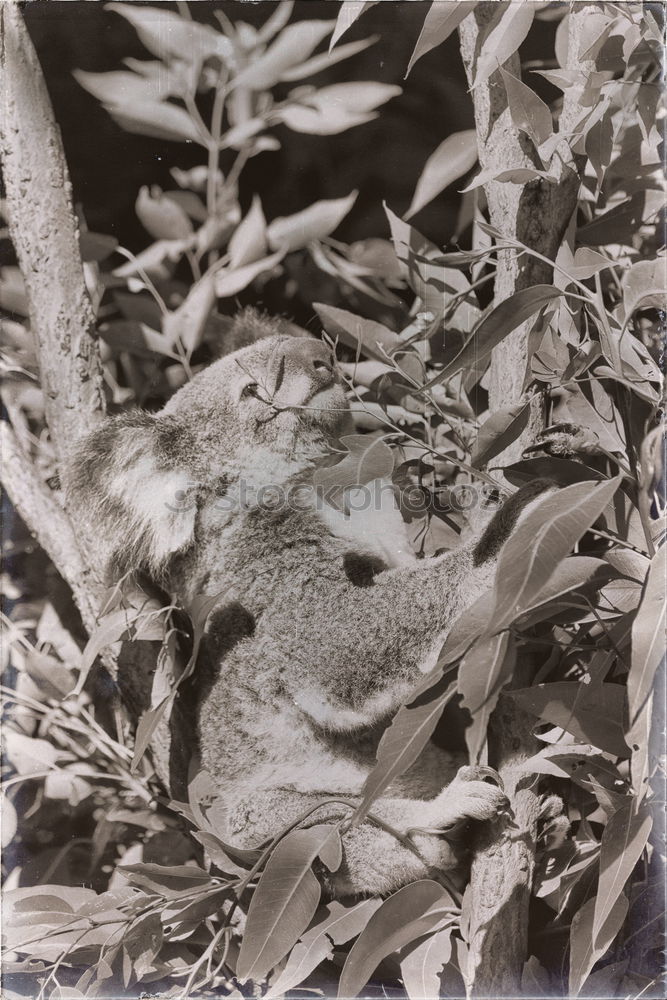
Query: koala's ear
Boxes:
[
  {"xmin": 66, "ymin": 411, "xmax": 196, "ymax": 579},
  {"xmin": 220, "ymin": 306, "xmax": 311, "ymax": 355}
]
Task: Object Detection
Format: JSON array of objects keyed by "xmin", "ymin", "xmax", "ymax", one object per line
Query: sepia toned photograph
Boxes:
[{"xmin": 0, "ymin": 1, "xmax": 665, "ymax": 998}]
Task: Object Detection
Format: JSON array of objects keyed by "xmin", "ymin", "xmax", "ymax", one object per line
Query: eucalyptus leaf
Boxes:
[
  {"xmin": 268, "ymin": 193, "xmax": 357, "ymax": 251},
  {"xmin": 628, "ymin": 543, "xmax": 666, "ymax": 725},
  {"xmin": 622, "ymin": 257, "xmax": 667, "ymax": 319},
  {"xmin": 330, "ymin": 1, "xmax": 380, "ymax": 50},
  {"xmin": 105, "ymin": 3, "xmax": 221, "ymax": 62},
  {"xmin": 488, "ymin": 477, "xmax": 622, "ymax": 631},
  {"xmin": 407, "ymin": 131, "xmax": 478, "ymax": 218},
  {"xmin": 351, "ymin": 674, "xmax": 457, "ymax": 826},
  {"xmin": 509, "ymin": 682, "xmax": 629, "ymax": 758},
  {"xmin": 265, "ymin": 899, "xmax": 381, "ymax": 998},
  {"xmin": 474, "ymin": 4, "xmax": 535, "ymax": 88},
  {"xmin": 500, "ymin": 67, "xmax": 553, "ymax": 147},
  {"xmin": 407, "ymin": 2, "xmax": 478, "ymax": 76},
  {"xmin": 232, "ymin": 20, "xmax": 336, "ymax": 91},
  {"xmin": 237, "ymin": 825, "xmax": 341, "ymax": 982},
  {"xmin": 278, "ymin": 83, "xmax": 400, "ymax": 135},
  {"xmin": 215, "ymin": 250, "xmax": 286, "ymax": 298},
  {"xmin": 338, "ymin": 881, "xmax": 453, "ymax": 999},
  {"xmin": 569, "ymin": 892, "xmax": 628, "ymax": 997},
  {"xmin": 315, "ymin": 302, "xmax": 401, "ymax": 361}
]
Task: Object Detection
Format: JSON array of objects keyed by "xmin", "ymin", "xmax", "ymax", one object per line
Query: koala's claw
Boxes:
[
  {"xmin": 436, "ymin": 768, "xmax": 511, "ymax": 835},
  {"xmin": 537, "ymin": 793, "xmax": 569, "ymax": 850},
  {"xmin": 450, "ymin": 781, "xmax": 509, "ymax": 823},
  {"xmin": 454, "ymin": 764, "xmax": 504, "ymax": 790}
]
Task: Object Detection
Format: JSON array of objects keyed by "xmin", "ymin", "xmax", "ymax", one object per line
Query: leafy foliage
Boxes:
[{"xmin": 2, "ymin": 2, "xmax": 665, "ymax": 998}]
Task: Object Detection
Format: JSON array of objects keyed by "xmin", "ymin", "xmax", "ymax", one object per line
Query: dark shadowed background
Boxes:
[{"xmin": 23, "ymin": 1, "xmax": 559, "ymax": 252}]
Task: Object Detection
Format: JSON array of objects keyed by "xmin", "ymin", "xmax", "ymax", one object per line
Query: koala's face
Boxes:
[
  {"xmin": 67, "ymin": 327, "xmax": 351, "ymax": 579},
  {"xmin": 162, "ymin": 334, "xmax": 349, "ymax": 474}
]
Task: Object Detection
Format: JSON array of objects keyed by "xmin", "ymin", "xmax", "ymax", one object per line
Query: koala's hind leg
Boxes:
[{"xmin": 224, "ymin": 772, "xmax": 507, "ymax": 897}]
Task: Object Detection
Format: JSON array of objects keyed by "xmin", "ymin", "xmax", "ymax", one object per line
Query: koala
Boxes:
[{"xmin": 67, "ymin": 311, "xmax": 543, "ymax": 897}]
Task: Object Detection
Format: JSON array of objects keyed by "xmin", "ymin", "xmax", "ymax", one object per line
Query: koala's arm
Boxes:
[
  {"xmin": 281, "ymin": 544, "xmax": 488, "ymax": 732},
  {"xmin": 226, "ymin": 772, "xmax": 507, "ymax": 897},
  {"xmin": 282, "ymin": 481, "xmax": 553, "ymax": 732}
]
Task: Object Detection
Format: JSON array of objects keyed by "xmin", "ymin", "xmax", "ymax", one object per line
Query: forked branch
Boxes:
[{"xmin": 0, "ymin": 3, "xmax": 173, "ymax": 790}]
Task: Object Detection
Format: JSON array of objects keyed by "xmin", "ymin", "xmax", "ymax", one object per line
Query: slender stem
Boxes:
[
  {"xmin": 37, "ymin": 920, "xmax": 96, "ymax": 1000},
  {"xmin": 207, "ymin": 83, "xmax": 227, "ymax": 215},
  {"xmin": 579, "ymin": 594, "xmax": 630, "ymax": 669},
  {"xmin": 221, "ymin": 798, "xmax": 357, "ymax": 931},
  {"xmin": 185, "ymin": 248, "xmax": 202, "ymax": 283},
  {"xmin": 594, "ymin": 269, "xmax": 623, "ymax": 372},
  {"xmin": 182, "ymin": 90, "xmax": 213, "ymax": 147},
  {"xmin": 113, "ymin": 247, "xmax": 168, "ymax": 315},
  {"xmin": 2, "ymin": 771, "xmax": 54, "ymax": 788},
  {"xmin": 8, "ymin": 911, "xmax": 125, "ymax": 954},
  {"xmin": 210, "ymin": 932, "xmax": 232, "ymax": 986},
  {"xmin": 506, "ymin": 239, "xmax": 600, "ymax": 304},
  {"xmin": 588, "ymin": 527, "xmax": 649, "ymax": 555},
  {"xmin": 174, "ymin": 338, "xmax": 194, "ymax": 380},
  {"xmin": 205, "ymin": 82, "xmax": 228, "ymax": 269},
  {"xmin": 225, "ymin": 146, "xmax": 250, "ymax": 190},
  {"xmin": 636, "ymin": 487, "xmax": 657, "ymax": 558},
  {"xmin": 178, "ymin": 923, "xmax": 231, "ymax": 999}
]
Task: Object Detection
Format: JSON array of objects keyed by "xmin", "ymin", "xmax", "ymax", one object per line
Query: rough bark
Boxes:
[
  {"xmin": 0, "ymin": 1, "xmax": 105, "ymax": 464},
  {"xmin": 459, "ymin": 4, "xmax": 588, "ymax": 440},
  {"xmin": 457, "ymin": 5, "xmax": 595, "ymax": 995},
  {"xmin": 0, "ymin": 3, "xmax": 175, "ymax": 791}
]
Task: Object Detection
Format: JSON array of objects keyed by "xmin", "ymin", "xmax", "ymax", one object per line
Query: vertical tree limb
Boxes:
[
  {"xmin": 0, "ymin": 1, "xmax": 105, "ymax": 465},
  {"xmin": 0, "ymin": 0, "xmax": 106, "ymax": 621},
  {"xmin": 457, "ymin": 5, "xmax": 595, "ymax": 994},
  {"xmin": 460, "ymin": 4, "xmax": 590, "ymax": 439}
]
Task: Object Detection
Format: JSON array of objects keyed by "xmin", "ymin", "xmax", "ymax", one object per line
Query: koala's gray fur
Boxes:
[{"xmin": 67, "ymin": 311, "xmax": 538, "ymax": 896}]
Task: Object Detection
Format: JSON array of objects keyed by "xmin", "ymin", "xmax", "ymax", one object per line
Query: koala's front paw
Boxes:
[
  {"xmin": 444, "ymin": 782, "xmax": 509, "ymax": 825},
  {"xmin": 435, "ymin": 766, "xmax": 509, "ymax": 833}
]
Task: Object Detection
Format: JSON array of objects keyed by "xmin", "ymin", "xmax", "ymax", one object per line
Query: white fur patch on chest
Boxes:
[{"xmin": 316, "ymin": 477, "xmax": 416, "ymax": 568}]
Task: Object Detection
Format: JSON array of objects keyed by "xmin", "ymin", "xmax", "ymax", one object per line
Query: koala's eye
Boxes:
[{"xmin": 241, "ymin": 383, "xmax": 260, "ymax": 399}]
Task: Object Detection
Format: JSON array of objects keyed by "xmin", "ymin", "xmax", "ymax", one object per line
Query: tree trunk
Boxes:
[
  {"xmin": 0, "ymin": 2, "xmax": 105, "ymax": 464},
  {"xmin": 457, "ymin": 5, "xmax": 595, "ymax": 994},
  {"xmin": 0, "ymin": 3, "xmax": 175, "ymax": 792}
]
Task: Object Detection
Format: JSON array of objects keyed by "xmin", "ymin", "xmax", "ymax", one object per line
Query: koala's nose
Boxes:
[{"xmin": 281, "ymin": 337, "xmax": 335, "ymax": 386}]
